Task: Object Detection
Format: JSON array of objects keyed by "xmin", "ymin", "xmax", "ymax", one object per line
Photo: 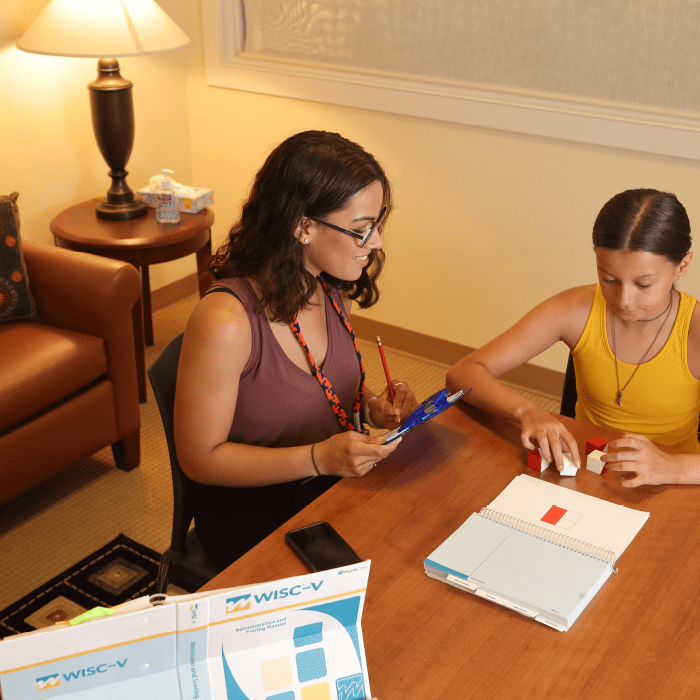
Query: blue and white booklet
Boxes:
[
  {"xmin": 424, "ymin": 475, "xmax": 649, "ymax": 631},
  {"xmin": 0, "ymin": 562, "xmax": 373, "ymax": 700}
]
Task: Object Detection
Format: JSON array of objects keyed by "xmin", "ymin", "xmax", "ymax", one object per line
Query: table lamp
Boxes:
[{"xmin": 16, "ymin": 0, "xmax": 191, "ymax": 221}]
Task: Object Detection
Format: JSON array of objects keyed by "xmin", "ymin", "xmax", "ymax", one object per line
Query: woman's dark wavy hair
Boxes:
[
  {"xmin": 209, "ymin": 130, "xmax": 391, "ymax": 323},
  {"xmin": 592, "ymin": 189, "xmax": 691, "ymax": 264}
]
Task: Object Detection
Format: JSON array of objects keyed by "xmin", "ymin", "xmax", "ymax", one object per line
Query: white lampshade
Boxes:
[{"xmin": 16, "ymin": 0, "xmax": 191, "ymax": 58}]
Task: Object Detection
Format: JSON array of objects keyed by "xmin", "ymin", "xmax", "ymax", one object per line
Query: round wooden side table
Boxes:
[{"xmin": 51, "ymin": 200, "xmax": 215, "ymax": 402}]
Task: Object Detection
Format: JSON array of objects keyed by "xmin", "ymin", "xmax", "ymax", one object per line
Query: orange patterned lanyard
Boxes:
[{"xmin": 289, "ymin": 276, "xmax": 368, "ymax": 434}]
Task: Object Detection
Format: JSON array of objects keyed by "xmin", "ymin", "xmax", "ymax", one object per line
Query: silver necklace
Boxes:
[
  {"xmin": 611, "ymin": 290, "xmax": 674, "ymax": 407},
  {"xmin": 636, "ymin": 290, "xmax": 673, "ymax": 322}
]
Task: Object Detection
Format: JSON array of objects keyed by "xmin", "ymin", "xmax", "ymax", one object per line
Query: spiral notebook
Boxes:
[{"xmin": 424, "ymin": 475, "xmax": 649, "ymax": 631}]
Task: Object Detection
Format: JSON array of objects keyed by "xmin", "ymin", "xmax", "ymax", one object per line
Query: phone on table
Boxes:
[
  {"xmin": 382, "ymin": 387, "xmax": 468, "ymax": 444},
  {"xmin": 285, "ymin": 521, "xmax": 362, "ymax": 572}
]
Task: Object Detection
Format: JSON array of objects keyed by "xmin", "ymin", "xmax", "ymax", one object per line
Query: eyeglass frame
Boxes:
[{"xmin": 306, "ymin": 206, "xmax": 386, "ymax": 248}]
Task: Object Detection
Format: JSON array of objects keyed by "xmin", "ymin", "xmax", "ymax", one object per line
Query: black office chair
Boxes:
[
  {"xmin": 148, "ymin": 333, "xmax": 222, "ymax": 594},
  {"xmin": 560, "ymin": 353, "xmax": 577, "ymax": 418}
]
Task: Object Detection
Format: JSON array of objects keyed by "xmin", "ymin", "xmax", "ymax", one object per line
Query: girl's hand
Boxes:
[
  {"xmin": 367, "ymin": 381, "xmax": 417, "ymax": 429},
  {"xmin": 314, "ymin": 430, "xmax": 401, "ymax": 477},
  {"xmin": 603, "ymin": 434, "xmax": 690, "ymax": 487},
  {"xmin": 517, "ymin": 404, "xmax": 581, "ymax": 472}
]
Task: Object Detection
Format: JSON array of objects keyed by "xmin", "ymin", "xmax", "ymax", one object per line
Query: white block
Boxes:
[
  {"xmin": 586, "ymin": 449, "xmax": 606, "ymax": 475},
  {"xmin": 559, "ymin": 452, "xmax": 578, "ymax": 476}
]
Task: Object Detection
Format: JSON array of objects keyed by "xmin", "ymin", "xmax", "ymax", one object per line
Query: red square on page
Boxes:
[{"xmin": 541, "ymin": 505, "xmax": 567, "ymax": 525}]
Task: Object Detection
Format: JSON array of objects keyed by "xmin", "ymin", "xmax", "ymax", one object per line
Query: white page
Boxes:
[
  {"xmin": 486, "ymin": 475, "xmax": 649, "ymax": 559},
  {"xmin": 0, "ymin": 604, "xmax": 179, "ymax": 700}
]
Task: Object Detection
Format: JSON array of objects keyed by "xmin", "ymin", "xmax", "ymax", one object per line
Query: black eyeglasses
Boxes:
[{"xmin": 307, "ymin": 207, "xmax": 386, "ymax": 248}]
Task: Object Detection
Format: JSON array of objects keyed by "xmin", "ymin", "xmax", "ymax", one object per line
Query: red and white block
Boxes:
[
  {"xmin": 559, "ymin": 452, "xmax": 578, "ymax": 477},
  {"xmin": 527, "ymin": 448, "xmax": 549, "ymax": 472},
  {"xmin": 585, "ymin": 436, "xmax": 608, "ymax": 455},
  {"xmin": 528, "ymin": 448, "xmax": 578, "ymax": 476},
  {"xmin": 586, "ymin": 449, "xmax": 607, "ymax": 474}
]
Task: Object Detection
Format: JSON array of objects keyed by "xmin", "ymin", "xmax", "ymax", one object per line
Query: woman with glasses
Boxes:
[
  {"xmin": 175, "ymin": 130, "xmax": 416, "ymax": 568},
  {"xmin": 447, "ymin": 189, "xmax": 700, "ymax": 489}
]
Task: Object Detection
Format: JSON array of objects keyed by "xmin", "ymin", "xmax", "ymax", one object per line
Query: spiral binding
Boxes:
[{"xmin": 479, "ymin": 507, "xmax": 617, "ymax": 567}]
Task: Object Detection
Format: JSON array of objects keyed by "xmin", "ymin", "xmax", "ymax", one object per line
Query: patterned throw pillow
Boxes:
[{"xmin": 0, "ymin": 192, "xmax": 38, "ymax": 323}]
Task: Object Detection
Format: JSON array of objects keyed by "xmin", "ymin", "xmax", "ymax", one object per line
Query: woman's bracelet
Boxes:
[
  {"xmin": 310, "ymin": 443, "xmax": 321, "ymax": 476},
  {"xmin": 363, "ymin": 396, "xmax": 381, "ymax": 429}
]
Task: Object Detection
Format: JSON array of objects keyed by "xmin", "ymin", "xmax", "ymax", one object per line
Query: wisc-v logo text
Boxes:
[{"xmin": 226, "ymin": 581, "xmax": 324, "ymax": 614}]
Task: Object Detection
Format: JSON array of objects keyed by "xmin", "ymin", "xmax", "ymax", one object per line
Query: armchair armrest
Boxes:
[{"xmin": 22, "ymin": 241, "xmax": 142, "ymax": 431}]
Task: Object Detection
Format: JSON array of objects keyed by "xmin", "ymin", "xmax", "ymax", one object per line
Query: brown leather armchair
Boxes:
[{"xmin": 0, "ymin": 241, "xmax": 142, "ymax": 506}]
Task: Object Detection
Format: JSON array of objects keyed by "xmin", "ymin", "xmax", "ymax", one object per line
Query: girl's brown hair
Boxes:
[{"xmin": 592, "ymin": 189, "xmax": 691, "ymax": 264}]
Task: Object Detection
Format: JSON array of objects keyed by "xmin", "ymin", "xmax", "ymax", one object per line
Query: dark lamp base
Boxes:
[{"xmin": 95, "ymin": 197, "xmax": 148, "ymax": 221}]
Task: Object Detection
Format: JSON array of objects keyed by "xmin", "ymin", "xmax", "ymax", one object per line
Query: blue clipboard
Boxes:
[{"xmin": 382, "ymin": 387, "xmax": 468, "ymax": 443}]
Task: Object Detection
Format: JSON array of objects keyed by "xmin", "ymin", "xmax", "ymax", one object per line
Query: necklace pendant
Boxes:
[{"xmin": 617, "ymin": 391, "xmax": 623, "ymax": 407}]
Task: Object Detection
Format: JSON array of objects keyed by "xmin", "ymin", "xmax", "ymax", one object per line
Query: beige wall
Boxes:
[
  {"xmin": 3, "ymin": 1, "xmax": 699, "ymax": 375},
  {"xmin": 0, "ymin": 0, "xmax": 194, "ymax": 292},
  {"xmin": 183, "ymin": 2, "xmax": 700, "ymax": 373}
]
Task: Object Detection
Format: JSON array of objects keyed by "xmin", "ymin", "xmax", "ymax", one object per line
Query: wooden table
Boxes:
[
  {"xmin": 201, "ymin": 404, "xmax": 700, "ymax": 699},
  {"xmin": 51, "ymin": 201, "xmax": 214, "ymax": 402}
]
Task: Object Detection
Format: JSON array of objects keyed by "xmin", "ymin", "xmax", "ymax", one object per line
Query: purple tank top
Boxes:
[{"xmin": 208, "ymin": 278, "xmax": 361, "ymax": 448}]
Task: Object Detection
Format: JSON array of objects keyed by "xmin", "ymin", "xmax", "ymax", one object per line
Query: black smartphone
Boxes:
[{"xmin": 285, "ymin": 521, "xmax": 363, "ymax": 572}]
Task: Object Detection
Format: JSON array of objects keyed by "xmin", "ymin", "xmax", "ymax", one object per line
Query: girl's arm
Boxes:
[{"xmin": 446, "ymin": 286, "xmax": 595, "ymax": 469}]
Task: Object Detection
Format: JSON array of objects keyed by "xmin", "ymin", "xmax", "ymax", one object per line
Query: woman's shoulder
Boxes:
[
  {"xmin": 185, "ymin": 283, "xmax": 253, "ymax": 350},
  {"xmin": 207, "ymin": 277, "xmax": 261, "ymax": 305}
]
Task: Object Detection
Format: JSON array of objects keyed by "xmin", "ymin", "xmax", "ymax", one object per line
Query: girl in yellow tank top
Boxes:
[
  {"xmin": 573, "ymin": 285, "xmax": 700, "ymax": 453},
  {"xmin": 447, "ymin": 189, "xmax": 700, "ymax": 488}
]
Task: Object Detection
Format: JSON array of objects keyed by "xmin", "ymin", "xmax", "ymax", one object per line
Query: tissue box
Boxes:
[
  {"xmin": 176, "ymin": 187, "xmax": 214, "ymax": 213},
  {"xmin": 138, "ymin": 178, "xmax": 213, "ymax": 214}
]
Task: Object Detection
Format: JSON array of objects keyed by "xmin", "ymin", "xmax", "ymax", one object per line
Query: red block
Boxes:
[
  {"xmin": 527, "ymin": 449, "xmax": 547, "ymax": 472},
  {"xmin": 585, "ymin": 436, "xmax": 608, "ymax": 455}
]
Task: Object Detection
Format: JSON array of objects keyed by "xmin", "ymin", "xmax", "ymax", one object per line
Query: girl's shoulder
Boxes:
[
  {"xmin": 530, "ymin": 285, "xmax": 597, "ymax": 349},
  {"xmin": 681, "ymin": 293, "xmax": 700, "ymax": 380},
  {"xmin": 531, "ymin": 284, "xmax": 597, "ymax": 319},
  {"xmin": 687, "ymin": 293, "xmax": 700, "ymax": 340},
  {"xmin": 550, "ymin": 283, "xmax": 597, "ymax": 306}
]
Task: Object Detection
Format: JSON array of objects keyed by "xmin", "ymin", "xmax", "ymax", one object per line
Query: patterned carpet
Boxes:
[
  {"xmin": 0, "ymin": 534, "xmax": 161, "ymax": 639},
  {"xmin": 0, "ymin": 294, "xmax": 560, "ymax": 615}
]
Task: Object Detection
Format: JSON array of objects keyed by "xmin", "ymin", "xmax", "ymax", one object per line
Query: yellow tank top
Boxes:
[{"xmin": 573, "ymin": 285, "xmax": 700, "ymax": 453}]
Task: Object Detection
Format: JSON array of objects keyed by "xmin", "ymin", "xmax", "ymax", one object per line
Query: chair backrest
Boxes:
[
  {"xmin": 559, "ymin": 352, "xmax": 577, "ymax": 418},
  {"xmin": 147, "ymin": 333, "xmax": 195, "ymax": 553}
]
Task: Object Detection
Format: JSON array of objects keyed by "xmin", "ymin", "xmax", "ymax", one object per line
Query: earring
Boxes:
[{"xmin": 303, "ymin": 238, "xmax": 309, "ymax": 244}]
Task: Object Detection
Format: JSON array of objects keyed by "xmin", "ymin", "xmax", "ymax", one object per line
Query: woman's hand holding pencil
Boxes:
[
  {"xmin": 366, "ymin": 337, "xmax": 418, "ymax": 430},
  {"xmin": 377, "ymin": 336, "xmax": 396, "ymax": 402}
]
